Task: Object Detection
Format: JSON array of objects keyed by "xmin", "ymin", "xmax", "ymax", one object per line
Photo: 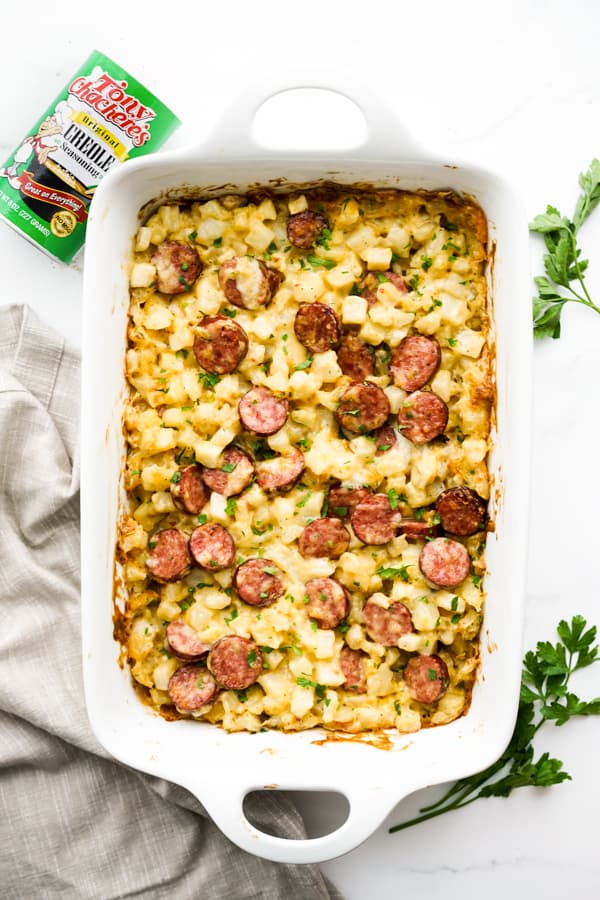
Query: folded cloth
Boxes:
[{"xmin": 0, "ymin": 305, "xmax": 343, "ymax": 900}]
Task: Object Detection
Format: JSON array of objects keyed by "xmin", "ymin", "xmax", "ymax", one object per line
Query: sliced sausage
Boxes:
[
  {"xmin": 287, "ymin": 210, "xmax": 329, "ymax": 249},
  {"xmin": 151, "ymin": 241, "xmax": 202, "ymax": 295},
  {"xmin": 255, "ymin": 448, "xmax": 305, "ymax": 492},
  {"xmin": 328, "ymin": 486, "xmax": 370, "ymax": 520},
  {"xmin": 294, "ymin": 303, "xmax": 341, "ymax": 353},
  {"xmin": 193, "ymin": 316, "xmax": 249, "ymax": 375},
  {"xmin": 397, "ymin": 391, "xmax": 448, "ymax": 444},
  {"xmin": 166, "ymin": 620, "xmax": 211, "ymax": 660},
  {"xmin": 167, "ymin": 664, "xmax": 217, "ymax": 711},
  {"xmin": 208, "ymin": 636, "xmax": 263, "ymax": 690},
  {"xmin": 170, "ymin": 465, "xmax": 208, "ymax": 515},
  {"xmin": 336, "ymin": 382, "xmax": 390, "ymax": 435},
  {"xmin": 419, "ymin": 537, "xmax": 470, "ymax": 588},
  {"xmin": 218, "ymin": 257, "xmax": 282, "ymax": 309},
  {"xmin": 400, "ymin": 519, "xmax": 440, "ymax": 542},
  {"xmin": 404, "ymin": 654, "xmax": 449, "ymax": 704},
  {"xmin": 238, "ymin": 386, "xmax": 289, "ymax": 435},
  {"xmin": 305, "ymin": 577, "xmax": 348, "ymax": 629},
  {"xmin": 374, "ymin": 425, "xmax": 397, "ymax": 456},
  {"xmin": 436, "ymin": 486, "xmax": 487, "ymax": 536},
  {"xmin": 298, "ymin": 518, "xmax": 350, "ymax": 558},
  {"xmin": 340, "ymin": 646, "xmax": 367, "ymax": 693},
  {"xmin": 337, "ymin": 334, "xmax": 374, "ymax": 380},
  {"xmin": 233, "ymin": 558, "xmax": 284, "ymax": 607},
  {"xmin": 146, "ymin": 528, "xmax": 191, "ymax": 583},
  {"xmin": 363, "ymin": 596, "xmax": 414, "ymax": 646},
  {"xmin": 202, "ymin": 447, "xmax": 254, "ymax": 497},
  {"xmin": 189, "ymin": 523, "xmax": 235, "ymax": 571},
  {"xmin": 351, "ymin": 494, "xmax": 402, "ymax": 545},
  {"xmin": 360, "ymin": 270, "xmax": 407, "ymax": 305},
  {"xmin": 390, "ymin": 335, "xmax": 441, "ymax": 391}
]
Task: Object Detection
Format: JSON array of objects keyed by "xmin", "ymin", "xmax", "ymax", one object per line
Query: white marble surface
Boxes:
[{"xmin": 1, "ymin": 1, "xmax": 599, "ymax": 895}]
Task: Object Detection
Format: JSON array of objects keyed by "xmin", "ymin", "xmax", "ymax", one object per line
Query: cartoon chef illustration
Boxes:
[{"xmin": 0, "ymin": 115, "xmax": 63, "ymax": 189}]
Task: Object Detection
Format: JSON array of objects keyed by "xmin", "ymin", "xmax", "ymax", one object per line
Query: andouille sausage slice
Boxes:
[
  {"xmin": 166, "ymin": 620, "xmax": 211, "ymax": 660},
  {"xmin": 255, "ymin": 448, "xmax": 305, "ymax": 492},
  {"xmin": 436, "ymin": 486, "xmax": 487, "ymax": 536},
  {"xmin": 374, "ymin": 425, "xmax": 397, "ymax": 456},
  {"xmin": 400, "ymin": 519, "xmax": 440, "ymax": 542},
  {"xmin": 390, "ymin": 335, "xmax": 441, "ymax": 391},
  {"xmin": 152, "ymin": 241, "xmax": 202, "ymax": 294},
  {"xmin": 298, "ymin": 518, "xmax": 350, "ymax": 559},
  {"xmin": 234, "ymin": 558, "xmax": 284, "ymax": 607},
  {"xmin": 192, "ymin": 316, "xmax": 249, "ymax": 375},
  {"xmin": 218, "ymin": 257, "xmax": 282, "ymax": 309},
  {"xmin": 170, "ymin": 464, "xmax": 208, "ymax": 515},
  {"xmin": 340, "ymin": 646, "xmax": 367, "ymax": 693},
  {"xmin": 305, "ymin": 577, "xmax": 348, "ymax": 630},
  {"xmin": 360, "ymin": 270, "xmax": 407, "ymax": 305},
  {"xmin": 404, "ymin": 654, "xmax": 449, "ymax": 704},
  {"xmin": 168, "ymin": 664, "xmax": 218, "ymax": 711},
  {"xmin": 419, "ymin": 537, "xmax": 470, "ymax": 588},
  {"xmin": 202, "ymin": 447, "xmax": 254, "ymax": 497},
  {"xmin": 328, "ymin": 486, "xmax": 370, "ymax": 520},
  {"xmin": 336, "ymin": 382, "xmax": 390, "ymax": 435},
  {"xmin": 294, "ymin": 303, "xmax": 341, "ymax": 353},
  {"xmin": 363, "ymin": 596, "xmax": 414, "ymax": 646},
  {"xmin": 351, "ymin": 494, "xmax": 402, "ymax": 545},
  {"xmin": 336, "ymin": 334, "xmax": 375, "ymax": 380},
  {"xmin": 189, "ymin": 523, "xmax": 235, "ymax": 571},
  {"xmin": 208, "ymin": 636, "xmax": 263, "ymax": 690},
  {"xmin": 238, "ymin": 386, "xmax": 289, "ymax": 435},
  {"xmin": 287, "ymin": 210, "xmax": 329, "ymax": 249},
  {"xmin": 146, "ymin": 528, "xmax": 191, "ymax": 583},
  {"xmin": 397, "ymin": 391, "xmax": 448, "ymax": 444}
]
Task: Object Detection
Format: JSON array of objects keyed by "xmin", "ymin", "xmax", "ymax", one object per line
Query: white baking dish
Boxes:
[{"xmin": 81, "ymin": 79, "xmax": 531, "ymax": 865}]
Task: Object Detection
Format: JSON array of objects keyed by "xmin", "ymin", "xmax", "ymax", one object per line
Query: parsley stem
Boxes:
[{"xmin": 389, "ymin": 793, "xmax": 481, "ymax": 833}]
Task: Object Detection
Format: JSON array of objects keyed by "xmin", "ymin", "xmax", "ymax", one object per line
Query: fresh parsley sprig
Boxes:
[
  {"xmin": 531, "ymin": 159, "xmax": 600, "ymax": 339},
  {"xmin": 389, "ymin": 615, "xmax": 600, "ymax": 833}
]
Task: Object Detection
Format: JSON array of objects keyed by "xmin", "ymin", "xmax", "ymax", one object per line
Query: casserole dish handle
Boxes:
[
  {"xmin": 197, "ymin": 781, "xmax": 400, "ymax": 864},
  {"xmin": 198, "ymin": 72, "xmax": 425, "ymax": 160}
]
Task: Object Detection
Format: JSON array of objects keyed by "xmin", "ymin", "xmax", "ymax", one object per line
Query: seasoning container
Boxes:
[{"xmin": 0, "ymin": 50, "xmax": 180, "ymax": 263}]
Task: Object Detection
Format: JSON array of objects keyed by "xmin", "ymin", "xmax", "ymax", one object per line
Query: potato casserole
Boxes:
[{"xmin": 117, "ymin": 186, "xmax": 492, "ymax": 734}]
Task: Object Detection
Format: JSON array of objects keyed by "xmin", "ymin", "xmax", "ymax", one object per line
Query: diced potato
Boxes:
[
  {"xmin": 360, "ymin": 246, "xmax": 392, "ymax": 270},
  {"xmin": 245, "ymin": 221, "xmax": 276, "ymax": 252},
  {"xmin": 342, "ymin": 295, "xmax": 368, "ymax": 324}
]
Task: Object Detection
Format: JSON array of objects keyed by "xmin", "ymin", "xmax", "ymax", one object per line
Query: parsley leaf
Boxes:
[
  {"xmin": 389, "ymin": 615, "xmax": 600, "ymax": 833},
  {"xmin": 531, "ymin": 160, "xmax": 600, "ymax": 339}
]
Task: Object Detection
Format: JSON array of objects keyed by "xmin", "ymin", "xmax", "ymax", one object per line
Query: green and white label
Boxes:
[{"xmin": 0, "ymin": 49, "xmax": 180, "ymax": 263}]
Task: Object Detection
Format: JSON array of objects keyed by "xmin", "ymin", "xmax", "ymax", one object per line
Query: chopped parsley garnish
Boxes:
[
  {"xmin": 377, "ymin": 565, "xmax": 410, "ymax": 582},
  {"xmin": 294, "ymin": 357, "xmax": 313, "ymax": 370},
  {"xmin": 224, "ymin": 607, "xmax": 239, "ymax": 625},
  {"xmin": 222, "ymin": 307, "xmax": 237, "ymax": 317},
  {"xmin": 307, "ymin": 255, "xmax": 336, "ymax": 270},
  {"xmin": 387, "ymin": 488, "xmax": 399, "ymax": 510},
  {"xmin": 225, "ymin": 497, "xmax": 237, "ymax": 516},
  {"xmin": 198, "ymin": 372, "xmax": 221, "ymax": 389},
  {"xmin": 448, "ymin": 337, "xmax": 458, "ymax": 348},
  {"xmin": 296, "ymin": 676, "xmax": 326, "ymax": 700},
  {"xmin": 236, "ymin": 690, "xmax": 248, "ymax": 702},
  {"xmin": 421, "ymin": 255, "xmax": 433, "ymax": 271},
  {"xmin": 247, "ymin": 650, "xmax": 257, "ymax": 666},
  {"xmin": 213, "ymin": 237, "xmax": 223, "ymax": 247},
  {"xmin": 170, "ymin": 471, "xmax": 182, "ymax": 484},
  {"xmin": 222, "ymin": 462, "xmax": 237, "ymax": 473},
  {"xmin": 394, "ymin": 700, "xmax": 402, "ymax": 715},
  {"xmin": 196, "ymin": 514, "xmax": 208, "ymax": 525}
]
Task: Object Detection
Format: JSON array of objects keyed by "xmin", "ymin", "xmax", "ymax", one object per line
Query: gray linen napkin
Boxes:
[{"xmin": 0, "ymin": 304, "xmax": 343, "ymax": 900}]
